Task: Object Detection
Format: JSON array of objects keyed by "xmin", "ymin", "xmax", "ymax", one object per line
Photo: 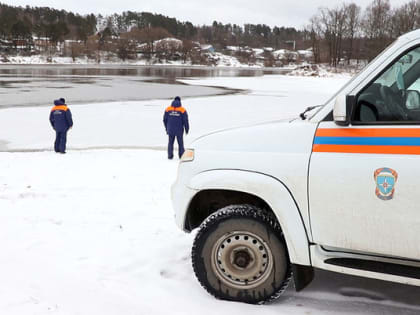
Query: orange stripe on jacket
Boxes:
[
  {"xmin": 313, "ymin": 144, "xmax": 420, "ymax": 155},
  {"xmin": 165, "ymin": 106, "xmax": 186, "ymax": 113},
  {"xmin": 51, "ymin": 105, "xmax": 68, "ymax": 111},
  {"xmin": 315, "ymin": 128, "xmax": 420, "ymax": 138}
]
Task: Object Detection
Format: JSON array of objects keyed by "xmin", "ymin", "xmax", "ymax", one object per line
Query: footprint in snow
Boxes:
[{"xmin": 160, "ymin": 269, "xmax": 176, "ymax": 279}]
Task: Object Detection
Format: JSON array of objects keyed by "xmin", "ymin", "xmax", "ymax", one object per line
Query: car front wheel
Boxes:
[{"xmin": 191, "ymin": 204, "xmax": 291, "ymax": 304}]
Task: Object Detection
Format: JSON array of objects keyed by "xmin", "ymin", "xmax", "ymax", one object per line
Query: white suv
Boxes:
[{"xmin": 172, "ymin": 29, "xmax": 420, "ymax": 304}]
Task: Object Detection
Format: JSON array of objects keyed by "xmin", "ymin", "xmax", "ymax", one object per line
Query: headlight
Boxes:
[{"xmin": 180, "ymin": 149, "xmax": 194, "ymax": 162}]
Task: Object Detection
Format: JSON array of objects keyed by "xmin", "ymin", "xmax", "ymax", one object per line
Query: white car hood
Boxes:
[{"xmin": 191, "ymin": 118, "xmax": 316, "ymax": 154}]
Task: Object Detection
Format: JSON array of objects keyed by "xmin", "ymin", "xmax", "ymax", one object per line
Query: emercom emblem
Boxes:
[{"xmin": 374, "ymin": 168, "xmax": 398, "ymax": 201}]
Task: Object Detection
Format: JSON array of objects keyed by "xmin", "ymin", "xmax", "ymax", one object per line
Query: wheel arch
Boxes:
[{"xmin": 185, "ymin": 169, "xmax": 311, "ymax": 266}]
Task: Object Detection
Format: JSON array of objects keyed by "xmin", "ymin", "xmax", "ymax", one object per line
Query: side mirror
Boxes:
[
  {"xmin": 333, "ymin": 95, "xmax": 353, "ymax": 126},
  {"xmin": 405, "ymin": 90, "xmax": 420, "ymax": 109}
]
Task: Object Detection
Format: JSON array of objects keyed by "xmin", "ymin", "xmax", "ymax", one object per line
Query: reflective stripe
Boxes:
[
  {"xmin": 51, "ymin": 105, "xmax": 68, "ymax": 111},
  {"xmin": 165, "ymin": 106, "xmax": 186, "ymax": 113}
]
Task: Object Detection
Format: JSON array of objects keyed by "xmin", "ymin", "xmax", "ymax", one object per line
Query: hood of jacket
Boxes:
[
  {"xmin": 54, "ymin": 99, "xmax": 64, "ymax": 106},
  {"xmin": 171, "ymin": 98, "xmax": 181, "ymax": 108}
]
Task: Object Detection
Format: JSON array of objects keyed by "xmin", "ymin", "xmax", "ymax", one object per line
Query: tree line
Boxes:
[
  {"xmin": 0, "ymin": 4, "xmax": 96, "ymax": 44},
  {"xmin": 2, "ymin": 0, "xmax": 420, "ymax": 66},
  {"xmin": 0, "ymin": 3, "xmax": 303, "ymax": 51},
  {"xmin": 307, "ymin": 0, "xmax": 420, "ymax": 67}
]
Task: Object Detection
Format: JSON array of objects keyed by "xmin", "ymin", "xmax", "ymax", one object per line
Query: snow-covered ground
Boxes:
[
  {"xmin": 1, "ymin": 55, "xmax": 196, "ymax": 66},
  {"xmin": 2, "ymin": 74, "xmax": 420, "ymax": 314},
  {"xmin": 0, "ymin": 75, "xmax": 348, "ymax": 151}
]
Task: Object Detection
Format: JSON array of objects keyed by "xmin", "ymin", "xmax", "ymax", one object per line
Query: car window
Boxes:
[{"xmin": 354, "ymin": 46, "xmax": 420, "ymax": 123}]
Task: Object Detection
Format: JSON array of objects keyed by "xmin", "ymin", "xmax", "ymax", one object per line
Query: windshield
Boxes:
[
  {"xmin": 376, "ymin": 47, "xmax": 420, "ymax": 88},
  {"xmin": 308, "ymin": 39, "xmax": 399, "ymax": 120},
  {"xmin": 353, "ymin": 44, "xmax": 420, "ymax": 122}
]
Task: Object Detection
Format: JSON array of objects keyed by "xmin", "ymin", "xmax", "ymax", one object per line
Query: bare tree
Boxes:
[
  {"xmin": 363, "ymin": 0, "xmax": 392, "ymax": 60},
  {"xmin": 344, "ymin": 3, "xmax": 361, "ymax": 64},
  {"xmin": 181, "ymin": 39, "xmax": 194, "ymax": 63},
  {"xmin": 134, "ymin": 26, "xmax": 171, "ymax": 59},
  {"xmin": 116, "ymin": 38, "xmax": 134, "ymax": 61},
  {"xmin": 305, "ymin": 0, "xmax": 420, "ymax": 65},
  {"xmin": 305, "ymin": 16, "xmax": 322, "ymax": 64},
  {"xmin": 85, "ymin": 34, "xmax": 100, "ymax": 62},
  {"xmin": 314, "ymin": 5, "xmax": 347, "ymax": 67},
  {"xmin": 117, "ymin": 32, "xmax": 137, "ymax": 61},
  {"xmin": 70, "ymin": 41, "xmax": 84, "ymax": 61},
  {"xmin": 390, "ymin": 0, "xmax": 419, "ymax": 37},
  {"xmin": 155, "ymin": 38, "xmax": 181, "ymax": 61}
]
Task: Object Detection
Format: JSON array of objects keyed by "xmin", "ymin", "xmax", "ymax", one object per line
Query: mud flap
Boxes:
[{"xmin": 292, "ymin": 264, "xmax": 314, "ymax": 291}]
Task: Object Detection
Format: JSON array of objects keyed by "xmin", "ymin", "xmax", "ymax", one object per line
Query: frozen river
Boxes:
[
  {"xmin": 0, "ymin": 71, "xmax": 346, "ymax": 152},
  {"xmin": 0, "ymin": 65, "xmax": 288, "ymax": 108}
]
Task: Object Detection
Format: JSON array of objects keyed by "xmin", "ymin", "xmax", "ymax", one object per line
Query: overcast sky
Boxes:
[{"xmin": 2, "ymin": 0, "xmax": 411, "ymax": 29}]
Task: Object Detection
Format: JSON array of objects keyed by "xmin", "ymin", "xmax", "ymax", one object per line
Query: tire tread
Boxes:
[{"xmin": 191, "ymin": 204, "xmax": 292, "ymax": 304}]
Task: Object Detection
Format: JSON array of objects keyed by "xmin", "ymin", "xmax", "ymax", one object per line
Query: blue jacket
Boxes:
[
  {"xmin": 50, "ymin": 99, "xmax": 73, "ymax": 132},
  {"xmin": 163, "ymin": 98, "xmax": 189, "ymax": 135}
]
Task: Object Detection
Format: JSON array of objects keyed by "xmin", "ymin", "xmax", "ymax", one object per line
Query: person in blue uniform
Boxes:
[
  {"xmin": 163, "ymin": 96, "xmax": 189, "ymax": 159},
  {"xmin": 49, "ymin": 98, "xmax": 73, "ymax": 154}
]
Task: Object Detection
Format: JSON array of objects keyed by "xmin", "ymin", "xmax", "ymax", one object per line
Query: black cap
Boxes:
[
  {"xmin": 60, "ymin": 98, "xmax": 65, "ymax": 104},
  {"xmin": 174, "ymin": 96, "xmax": 181, "ymax": 101}
]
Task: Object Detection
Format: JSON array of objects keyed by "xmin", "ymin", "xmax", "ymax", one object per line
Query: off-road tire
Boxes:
[{"xmin": 192, "ymin": 204, "xmax": 292, "ymax": 304}]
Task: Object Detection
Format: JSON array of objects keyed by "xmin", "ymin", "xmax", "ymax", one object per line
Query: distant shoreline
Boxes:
[
  {"xmin": 0, "ymin": 55, "xmax": 299, "ymax": 71},
  {"xmin": 0, "ymin": 62, "xmax": 291, "ymax": 71}
]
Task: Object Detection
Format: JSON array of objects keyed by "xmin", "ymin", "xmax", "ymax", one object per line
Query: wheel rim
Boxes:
[{"xmin": 211, "ymin": 231, "xmax": 273, "ymax": 289}]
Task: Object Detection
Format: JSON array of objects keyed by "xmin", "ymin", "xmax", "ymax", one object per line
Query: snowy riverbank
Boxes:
[
  {"xmin": 0, "ymin": 54, "xmax": 260, "ymax": 68},
  {"xmin": 0, "ymin": 55, "xmax": 356, "ymax": 77},
  {"xmin": 1, "ymin": 74, "xmax": 420, "ymax": 315},
  {"xmin": 0, "ymin": 75, "xmax": 349, "ymax": 151}
]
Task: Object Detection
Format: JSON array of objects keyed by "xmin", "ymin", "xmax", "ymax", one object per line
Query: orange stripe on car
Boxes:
[
  {"xmin": 315, "ymin": 128, "xmax": 420, "ymax": 138},
  {"xmin": 313, "ymin": 144, "xmax": 420, "ymax": 155}
]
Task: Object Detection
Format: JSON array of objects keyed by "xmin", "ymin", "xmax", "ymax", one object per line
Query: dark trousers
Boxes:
[
  {"xmin": 168, "ymin": 133, "xmax": 184, "ymax": 159},
  {"xmin": 54, "ymin": 130, "xmax": 67, "ymax": 153}
]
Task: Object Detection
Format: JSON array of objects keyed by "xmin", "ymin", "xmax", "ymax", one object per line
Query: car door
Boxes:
[{"xmin": 309, "ymin": 46, "xmax": 420, "ymax": 260}]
